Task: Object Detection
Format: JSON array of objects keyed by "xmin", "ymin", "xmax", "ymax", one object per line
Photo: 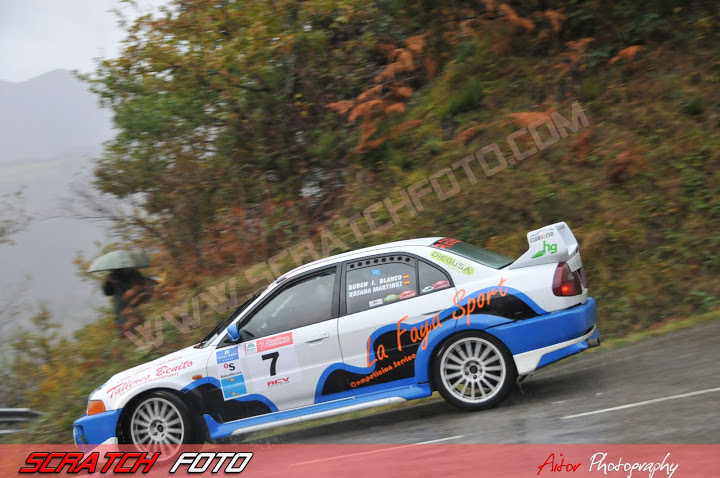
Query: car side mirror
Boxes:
[{"xmin": 226, "ymin": 323, "xmax": 240, "ymax": 342}]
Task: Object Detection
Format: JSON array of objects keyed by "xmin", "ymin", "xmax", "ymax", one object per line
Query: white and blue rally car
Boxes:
[{"xmin": 74, "ymin": 222, "xmax": 599, "ymax": 447}]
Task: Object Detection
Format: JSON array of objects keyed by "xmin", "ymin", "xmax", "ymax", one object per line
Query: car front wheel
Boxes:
[
  {"xmin": 432, "ymin": 332, "xmax": 516, "ymax": 411},
  {"xmin": 123, "ymin": 391, "xmax": 200, "ymax": 454}
]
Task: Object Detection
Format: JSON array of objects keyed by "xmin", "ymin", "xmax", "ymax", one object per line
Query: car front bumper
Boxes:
[{"xmin": 73, "ymin": 409, "xmax": 122, "ymax": 446}]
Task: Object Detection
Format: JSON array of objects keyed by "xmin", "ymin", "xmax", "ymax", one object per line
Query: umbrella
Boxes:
[{"xmin": 87, "ymin": 250, "xmax": 151, "ymax": 273}]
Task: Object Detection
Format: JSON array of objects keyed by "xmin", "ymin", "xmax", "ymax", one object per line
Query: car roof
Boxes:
[{"xmin": 278, "ymin": 237, "xmax": 443, "ymax": 279}]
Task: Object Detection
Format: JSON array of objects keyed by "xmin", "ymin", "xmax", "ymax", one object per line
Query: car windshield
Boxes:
[
  {"xmin": 196, "ymin": 288, "xmax": 266, "ymax": 347},
  {"xmin": 431, "ymin": 238, "xmax": 514, "ymax": 269}
]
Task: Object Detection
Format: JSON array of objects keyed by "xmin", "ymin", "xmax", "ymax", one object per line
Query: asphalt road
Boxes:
[{"xmin": 244, "ymin": 320, "xmax": 720, "ymax": 445}]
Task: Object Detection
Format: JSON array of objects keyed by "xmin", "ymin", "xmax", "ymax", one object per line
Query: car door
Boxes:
[
  {"xmin": 332, "ymin": 254, "xmax": 457, "ymax": 396},
  {"xmin": 210, "ymin": 266, "xmax": 343, "ymax": 413}
]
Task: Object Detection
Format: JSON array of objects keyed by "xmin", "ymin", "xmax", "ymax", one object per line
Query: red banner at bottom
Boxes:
[{"xmin": 1, "ymin": 444, "xmax": 717, "ymax": 477}]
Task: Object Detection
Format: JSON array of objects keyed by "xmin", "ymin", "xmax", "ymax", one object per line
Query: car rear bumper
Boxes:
[
  {"xmin": 487, "ymin": 297, "xmax": 599, "ymax": 375},
  {"xmin": 73, "ymin": 409, "xmax": 122, "ymax": 446}
]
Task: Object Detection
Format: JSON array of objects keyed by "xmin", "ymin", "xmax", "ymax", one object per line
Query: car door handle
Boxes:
[
  {"xmin": 304, "ymin": 331, "xmax": 330, "ymax": 343},
  {"xmin": 421, "ymin": 309, "xmax": 444, "ymax": 316}
]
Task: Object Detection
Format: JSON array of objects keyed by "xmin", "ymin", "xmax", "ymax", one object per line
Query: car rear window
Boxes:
[
  {"xmin": 345, "ymin": 258, "xmax": 418, "ymax": 314},
  {"xmin": 431, "ymin": 238, "xmax": 514, "ymax": 269}
]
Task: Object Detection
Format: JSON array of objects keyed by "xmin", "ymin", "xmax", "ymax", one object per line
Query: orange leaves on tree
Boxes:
[
  {"xmin": 422, "ymin": 57, "xmax": 438, "ymax": 79},
  {"xmin": 479, "ymin": 0, "xmax": 497, "ymax": 11},
  {"xmin": 566, "ymin": 37, "xmax": 595, "ymax": 52},
  {"xmin": 608, "ymin": 149, "xmax": 643, "ymax": 184},
  {"xmin": 390, "ymin": 86, "xmax": 414, "ymax": 100},
  {"xmin": 554, "ymin": 37, "xmax": 594, "ymax": 76},
  {"xmin": 356, "ymin": 118, "xmax": 385, "ymax": 153},
  {"xmin": 327, "ymin": 100, "xmax": 355, "ymax": 115},
  {"xmin": 348, "ymin": 99, "xmax": 386, "ymax": 123},
  {"xmin": 507, "ymin": 109, "xmax": 555, "ymax": 149},
  {"xmin": 378, "ymin": 44, "xmax": 397, "ymax": 62},
  {"xmin": 543, "ymin": 9, "xmax": 566, "ymax": 34},
  {"xmin": 609, "ymin": 45, "xmax": 644, "ymax": 65},
  {"xmin": 453, "ymin": 125, "xmax": 481, "ymax": 145},
  {"xmin": 384, "ymin": 103, "xmax": 406, "ymax": 114},
  {"xmin": 357, "ymin": 85, "xmax": 384, "ymax": 102},
  {"xmin": 406, "ymin": 35, "xmax": 426, "ymax": 55},
  {"xmin": 507, "ymin": 111, "xmax": 552, "ymax": 128},
  {"xmin": 499, "ymin": 4, "xmax": 534, "ymax": 32},
  {"xmin": 328, "ymin": 32, "xmax": 435, "ymax": 153},
  {"xmin": 571, "ymin": 130, "xmax": 593, "ymax": 162},
  {"xmin": 391, "ymin": 119, "xmax": 423, "ymax": 136},
  {"xmin": 459, "ymin": 19, "xmax": 478, "ymax": 37},
  {"xmin": 492, "ymin": 35, "xmax": 512, "ymax": 56},
  {"xmin": 374, "ymin": 48, "xmax": 417, "ymax": 83},
  {"xmin": 359, "ymin": 119, "xmax": 382, "ymax": 142},
  {"xmin": 396, "ymin": 50, "xmax": 416, "ymax": 70}
]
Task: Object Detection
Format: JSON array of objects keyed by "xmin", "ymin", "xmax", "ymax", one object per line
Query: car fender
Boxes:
[
  {"xmin": 92, "ymin": 347, "xmax": 209, "ymax": 411},
  {"xmin": 413, "ymin": 312, "xmax": 514, "ymax": 383}
]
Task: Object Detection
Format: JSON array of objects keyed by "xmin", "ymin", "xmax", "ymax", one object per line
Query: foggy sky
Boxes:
[{"xmin": 0, "ymin": 0, "xmax": 167, "ymax": 83}]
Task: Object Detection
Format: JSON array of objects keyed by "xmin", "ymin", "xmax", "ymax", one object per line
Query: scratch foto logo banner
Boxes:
[
  {"xmin": 429, "ymin": 251, "xmax": 474, "ymax": 275},
  {"xmin": 6, "ymin": 445, "xmax": 716, "ymax": 476},
  {"xmin": 15, "ymin": 449, "xmax": 253, "ymax": 474}
]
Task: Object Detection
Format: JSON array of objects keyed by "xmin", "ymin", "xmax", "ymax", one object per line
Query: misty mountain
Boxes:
[
  {"xmin": 0, "ymin": 69, "xmax": 113, "ymax": 162},
  {"xmin": 0, "ymin": 69, "xmax": 115, "ymax": 336}
]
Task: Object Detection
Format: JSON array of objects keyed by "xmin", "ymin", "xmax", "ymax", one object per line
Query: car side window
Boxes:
[
  {"xmin": 240, "ymin": 269, "xmax": 336, "ymax": 339},
  {"xmin": 345, "ymin": 257, "xmax": 417, "ymax": 314},
  {"xmin": 418, "ymin": 260, "xmax": 452, "ymax": 295}
]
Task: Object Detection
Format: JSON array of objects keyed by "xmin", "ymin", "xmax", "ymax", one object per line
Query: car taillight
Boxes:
[
  {"xmin": 553, "ymin": 263, "xmax": 583, "ymax": 296},
  {"xmin": 579, "ymin": 267, "xmax": 587, "ymax": 287}
]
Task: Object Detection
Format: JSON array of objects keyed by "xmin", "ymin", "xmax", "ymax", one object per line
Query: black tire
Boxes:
[
  {"xmin": 121, "ymin": 390, "xmax": 201, "ymax": 456},
  {"xmin": 432, "ymin": 331, "xmax": 516, "ymax": 411}
]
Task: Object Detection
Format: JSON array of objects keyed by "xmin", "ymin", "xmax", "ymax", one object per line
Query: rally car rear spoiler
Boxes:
[{"xmin": 507, "ymin": 222, "xmax": 581, "ymax": 270}]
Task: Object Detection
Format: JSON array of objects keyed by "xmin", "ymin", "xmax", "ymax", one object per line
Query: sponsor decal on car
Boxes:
[
  {"xmin": 350, "ymin": 352, "xmax": 416, "ymax": 388},
  {"xmin": 105, "ymin": 360, "xmax": 194, "ymax": 399},
  {"xmin": 452, "ymin": 278, "xmax": 508, "ymax": 325},
  {"xmin": 366, "ymin": 278, "xmax": 509, "ymax": 366},
  {"xmin": 369, "ymin": 298, "xmax": 384, "ymax": 307},
  {"xmin": 216, "ymin": 347, "xmax": 248, "ymax": 400},
  {"xmin": 267, "ymin": 376, "xmax": 291, "ymax": 388},
  {"xmin": 430, "ymin": 250, "xmax": 474, "ymax": 275},
  {"xmin": 432, "ymin": 280, "xmax": 450, "ymax": 290},
  {"xmin": 532, "ymin": 240, "xmax": 558, "ymax": 258},
  {"xmin": 383, "ymin": 294, "xmax": 399, "ymax": 303},
  {"xmin": 432, "ymin": 237, "xmax": 462, "ymax": 250},
  {"xmin": 529, "ymin": 230, "xmax": 554, "ymax": 243},
  {"xmin": 256, "ymin": 332, "xmax": 293, "ymax": 352},
  {"xmin": 421, "ymin": 285, "xmax": 434, "ymax": 294},
  {"xmin": 399, "ymin": 290, "xmax": 416, "ymax": 300}
]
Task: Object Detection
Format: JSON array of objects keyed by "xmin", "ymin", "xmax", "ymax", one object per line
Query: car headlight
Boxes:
[{"xmin": 87, "ymin": 400, "xmax": 107, "ymax": 416}]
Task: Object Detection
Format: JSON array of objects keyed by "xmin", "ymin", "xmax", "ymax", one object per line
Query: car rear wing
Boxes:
[{"xmin": 507, "ymin": 222, "xmax": 582, "ymax": 271}]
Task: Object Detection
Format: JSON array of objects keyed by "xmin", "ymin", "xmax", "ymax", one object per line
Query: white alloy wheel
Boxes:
[
  {"xmin": 433, "ymin": 332, "xmax": 516, "ymax": 411},
  {"xmin": 130, "ymin": 396, "xmax": 185, "ymax": 447}
]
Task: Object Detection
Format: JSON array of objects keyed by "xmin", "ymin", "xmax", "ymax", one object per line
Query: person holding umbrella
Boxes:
[{"xmin": 88, "ymin": 251, "xmax": 157, "ymax": 332}]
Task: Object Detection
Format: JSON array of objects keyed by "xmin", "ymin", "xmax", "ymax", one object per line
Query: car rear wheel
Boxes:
[
  {"xmin": 123, "ymin": 391, "xmax": 200, "ymax": 456},
  {"xmin": 433, "ymin": 332, "xmax": 516, "ymax": 411}
]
